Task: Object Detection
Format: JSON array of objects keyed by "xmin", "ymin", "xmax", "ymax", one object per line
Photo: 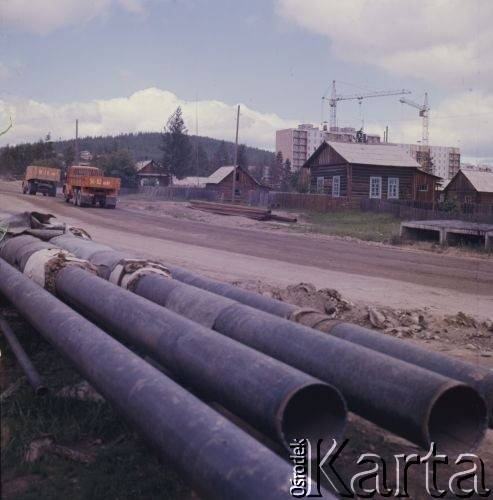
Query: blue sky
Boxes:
[{"xmin": 1, "ymin": 0, "xmax": 491, "ymax": 163}]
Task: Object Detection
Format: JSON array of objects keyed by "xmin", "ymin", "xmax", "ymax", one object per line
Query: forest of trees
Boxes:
[{"xmin": 0, "ymin": 110, "xmax": 308, "ymax": 191}]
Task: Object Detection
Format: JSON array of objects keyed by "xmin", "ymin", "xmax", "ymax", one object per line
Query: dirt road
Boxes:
[{"xmin": 1, "ymin": 181, "xmax": 492, "ymax": 318}]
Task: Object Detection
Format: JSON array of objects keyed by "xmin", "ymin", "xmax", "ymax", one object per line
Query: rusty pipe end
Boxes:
[
  {"xmin": 277, "ymin": 382, "xmax": 347, "ymax": 459},
  {"xmin": 426, "ymin": 383, "xmax": 488, "ymax": 454}
]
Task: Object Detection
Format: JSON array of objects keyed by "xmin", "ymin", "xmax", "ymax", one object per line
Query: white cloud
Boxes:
[
  {"xmin": 0, "ymin": 0, "xmax": 150, "ymax": 35},
  {"xmin": 0, "ymin": 88, "xmax": 298, "ymax": 150},
  {"xmin": 276, "ymin": 0, "xmax": 492, "ymax": 91}
]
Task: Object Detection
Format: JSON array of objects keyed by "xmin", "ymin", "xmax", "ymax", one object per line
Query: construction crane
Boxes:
[
  {"xmin": 323, "ymin": 80, "xmax": 411, "ymax": 130},
  {"xmin": 399, "ymin": 93, "xmax": 430, "ymax": 146}
]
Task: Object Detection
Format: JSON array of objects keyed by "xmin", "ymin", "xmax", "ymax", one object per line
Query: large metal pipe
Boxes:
[
  {"xmin": 53, "ymin": 265, "xmax": 347, "ymax": 455},
  {"xmin": 45, "ymin": 234, "xmax": 491, "ymax": 453},
  {"xmin": 50, "ymin": 234, "xmax": 295, "ymax": 317},
  {"xmin": 326, "ymin": 321, "xmax": 493, "ymax": 428},
  {"xmin": 131, "ymin": 274, "xmax": 488, "ymax": 454},
  {"xmin": 0, "ymin": 259, "xmax": 327, "ymax": 500},
  {"xmin": 0, "ymin": 314, "xmax": 47, "ymax": 395}
]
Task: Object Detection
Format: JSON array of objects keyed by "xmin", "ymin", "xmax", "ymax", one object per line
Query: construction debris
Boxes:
[
  {"xmin": 56, "ymin": 380, "xmax": 105, "ymax": 403},
  {"xmin": 24, "ymin": 435, "xmax": 96, "ymax": 464}
]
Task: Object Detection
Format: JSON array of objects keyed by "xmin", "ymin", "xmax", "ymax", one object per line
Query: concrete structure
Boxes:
[
  {"xmin": 394, "ymin": 144, "xmax": 460, "ymax": 180},
  {"xmin": 400, "ymin": 220, "xmax": 493, "ymax": 249},
  {"xmin": 276, "ymin": 124, "xmax": 380, "ymax": 171},
  {"xmin": 304, "ymin": 142, "xmax": 440, "ymax": 204}
]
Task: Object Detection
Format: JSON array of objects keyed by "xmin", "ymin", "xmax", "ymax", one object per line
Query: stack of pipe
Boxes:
[
  {"xmin": 1, "ymin": 222, "xmax": 492, "ymax": 496},
  {"xmin": 10, "ymin": 232, "xmax": 489, "ymax": 454}
]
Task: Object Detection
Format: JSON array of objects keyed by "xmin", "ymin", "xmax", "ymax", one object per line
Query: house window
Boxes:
[
  {"xmin": 418, "ymin": 184, "xmax": 429, "ymax": 192},
  {"xmin": 316, "ymin": 176, "xmax": 324, "ymax": 193},
  {"xmin": 369, "ymin": 177, "xmax": 382, "ymax": 199},
  {"xmin": 332, "ymin": 175, "xmax": 340, "ymax": 197},
  {"xmin": 388, "ymin": 177, "xmax": 399, "ymax": 199}
]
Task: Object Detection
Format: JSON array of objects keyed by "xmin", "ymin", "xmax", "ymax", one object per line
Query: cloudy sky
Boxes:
[{"xmin": 0, "ymin": 0, "xmax": 491, "ymax": 163}]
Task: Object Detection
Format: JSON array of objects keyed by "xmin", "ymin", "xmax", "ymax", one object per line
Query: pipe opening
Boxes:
[
  {"xmin": 428, "ymin": 385, "xmax": 488, "ymax": 455},
  {"xmin": 34, "ymin": 385, "xmax": 49, "ymax": 396},
  {"xmin": 279, "ymin": 383, "xmax": 347, "ymax": 458}
]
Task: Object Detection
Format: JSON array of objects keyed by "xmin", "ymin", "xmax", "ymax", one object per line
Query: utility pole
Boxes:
[
  {"xmin": 75, "ymin": 119, "xmax": 79, "ymax": 165},
  {"xmin": 231, "ymin": 105, "xmax": 240, "ymax": 204}
]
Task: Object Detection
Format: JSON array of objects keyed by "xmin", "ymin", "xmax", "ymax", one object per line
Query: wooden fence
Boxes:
[
  {"xmin": 360, "ymin": 199, "xmax": 493, "ymax": 223},
  {"xmin": 135, "ymin": 186, "xmax": 218, "ymax": 201},
  {"xmin": 248, "ymin": 191, "xmax": 353, "ymax": 212}
]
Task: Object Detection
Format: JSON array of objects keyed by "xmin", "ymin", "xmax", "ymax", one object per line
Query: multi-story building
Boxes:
[
  {"xmin": 393, "ymin": 143, "xmax": 460, "ymax": 180},
  {"xmin": 276, "ymin": 124, "xmax": 380, "ymax": 171}
]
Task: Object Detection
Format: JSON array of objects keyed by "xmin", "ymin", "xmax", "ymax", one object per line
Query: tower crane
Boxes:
[
  {"xmin": 399, "ymin": 93, "xmax": 430, "ymax": 146},
  {"xmin": 323, "ymin": 80, "xmax": 411, "ymax": 130}
]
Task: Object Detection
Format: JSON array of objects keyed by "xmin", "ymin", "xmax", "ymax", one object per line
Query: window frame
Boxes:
[
  {"xmin": 316, "ymin": 176, "xmax": 324, "ymax": 194},
  {"xmin": 387, "ymin": 177, "xmax": 399, "ymax": 199},
  {"xmin": 332, "ymin": 175, "xmax": 340, "ymax": 197},
  {"xmin": 369, "ymin": 176, "xmax": 382, "ymax": 199}
]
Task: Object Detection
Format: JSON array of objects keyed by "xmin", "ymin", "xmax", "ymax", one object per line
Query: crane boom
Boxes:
[
  {"xmin": 323, "ymin": 80, "xmax": 411, "ymax": 130},
  {"xmin": 399, "ymin": 93, "xmax": 429, "ymax": 146}
]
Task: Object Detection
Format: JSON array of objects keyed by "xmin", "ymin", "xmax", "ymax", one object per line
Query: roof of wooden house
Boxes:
[
  {"xmin": 304, "ymin": 141, "xmax": 442, "ymax": 179},
  {"xmin": 304, "ymin": 141, "xmax": 420, "ymax": 168},
  {"xmin": 135, "ymin": 160, "xmax": 164, "ymax": 172},
  {"xmin": 206, "ymin": 166, "xmax": 262, "ymax": 186},
  {"xmin": 172, "ymin": 176, "xmax": 208, "ymax": 187},
  {"xmin": 459, "ymin": 170, "xmax": 493, "ymax": 193}
]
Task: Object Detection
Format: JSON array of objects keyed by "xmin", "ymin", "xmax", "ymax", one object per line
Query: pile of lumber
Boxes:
[{"xmin": 189, "ymin": 200, "xmax": 297, "ymax": 223}]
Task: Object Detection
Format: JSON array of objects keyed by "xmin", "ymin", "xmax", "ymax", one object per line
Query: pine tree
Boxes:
[
  {"xmin": 211, "ymin": 140, "xmax": 231, "ymax": 170},
  {"xmin": 270, "ymin": 150, "xmax": 283, "ymax": 189},
  {"xmin": 161, "ymin": 107, "xmax": 192, "ymax": 179}
]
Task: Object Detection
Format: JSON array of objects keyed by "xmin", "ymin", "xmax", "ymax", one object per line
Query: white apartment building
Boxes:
[{"xmin": 392, "ymin": 144, "xmax": 460, "ymax": 180}]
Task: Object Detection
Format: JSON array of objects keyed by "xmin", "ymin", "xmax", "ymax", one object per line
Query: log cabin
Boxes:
[
  {"xmin": 444, "ymin": 170, "xmax": 493, "ymax": 204},
  {"xmin": 303, "ymin": 142, "xmax": 441, "ymax": 205},
  {"xmin": 205, "ymin": 166, "xmax": 269, "ymax": 203}
]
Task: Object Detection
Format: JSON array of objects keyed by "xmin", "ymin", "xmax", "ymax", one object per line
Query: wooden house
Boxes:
[
  {"xmin": 135, "ymin": 160, "xmax": 170, "ymax": 187},
  {"xmin": 303, "ymin": 142, "xmax": 440, "ymax": 204},
  {"xmin": 205, "ymin": 166, "xmax": 269, "ymax": 202},
  {"xmin": 444, "ymin": 170, "xmax": 493, "ymax": 204}
]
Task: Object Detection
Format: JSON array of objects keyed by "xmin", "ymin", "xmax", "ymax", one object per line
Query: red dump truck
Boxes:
[
  {"xmin": 22, "ymin": 165, "xmax": 60, "ymax": 197},
  {"xmin": 63, "ymin": 165, "xmax": 121, "ymax": 208}
]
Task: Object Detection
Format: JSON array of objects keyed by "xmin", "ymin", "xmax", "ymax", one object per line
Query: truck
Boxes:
[
  {"xmin": 22, "ymin": 165, "xmax": 60, "ymax": 197},
  {"xmin": 63, "ymin": 165, "xmax": 121, "ymax": 208}
]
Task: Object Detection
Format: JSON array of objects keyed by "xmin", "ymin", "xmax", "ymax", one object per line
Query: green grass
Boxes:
[
  {"xmin": 294, "ymin": 209, "xmax": 402, "ymax": 243},
  {"xmin": 0, "ymin": 308, "xmax": 188, "ymax": 500}
]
